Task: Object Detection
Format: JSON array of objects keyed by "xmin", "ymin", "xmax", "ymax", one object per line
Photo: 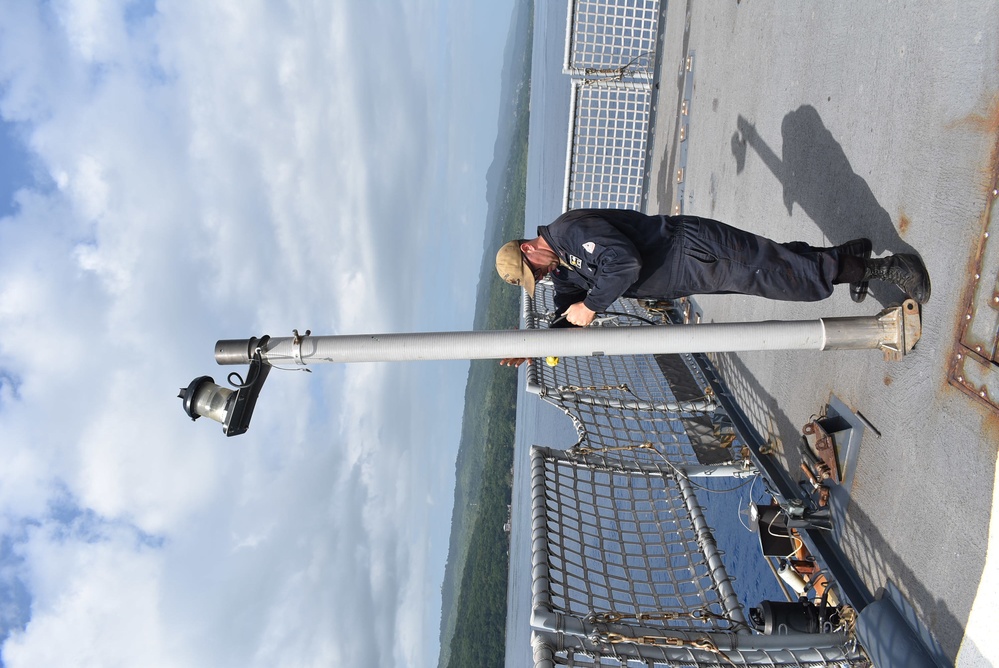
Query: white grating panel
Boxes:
[
  {"xmin": 565, "ymin": 82, "xmax": 652, "ymax": 211},
  {"xmin": 566, "ymin": 0, "xmax": 660, "ymax": 74}
]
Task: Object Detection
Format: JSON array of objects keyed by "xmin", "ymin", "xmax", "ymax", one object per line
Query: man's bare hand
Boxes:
[
  {"xmin": 499, "ymin": 357, "xmax": 532, "ymax": 368},
  {"xmin": 562, "ymin": 302, "xmax": 596, "ymax": 327}
]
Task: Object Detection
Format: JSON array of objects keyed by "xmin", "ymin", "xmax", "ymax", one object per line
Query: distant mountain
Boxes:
[
  {"xmin": 483, "ymin": 0, "xmax": 536, "ymax": 239},
  {"xmin": 437, "ymin": 3, "xmax": 534, "ymax": 668}
]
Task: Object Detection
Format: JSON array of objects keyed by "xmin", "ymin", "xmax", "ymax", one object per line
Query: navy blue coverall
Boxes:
[{"xmin": 538, "ymin": 209, "xmax": 841, "ymax": 316}]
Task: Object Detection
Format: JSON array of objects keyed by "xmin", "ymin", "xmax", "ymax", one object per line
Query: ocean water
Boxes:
[
  {"xmin": 521, "ymin": 0, "xmax": 573, "ymax": 235},
  {"xmin": 503, "ymin": 1, "xmax": 573, "ymax": 664},
  {"xmin": 503, "ymin": 2, "xmax": 784, "ymax": 666},
  {"xmin": 505, "ymin": 383, "xmax": 576, "ymax": 668}
]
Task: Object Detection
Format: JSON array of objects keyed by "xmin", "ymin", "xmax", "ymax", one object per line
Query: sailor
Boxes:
[{"xmin": 495, "ymin": 209, "xmax": 930, "ymax": 364}]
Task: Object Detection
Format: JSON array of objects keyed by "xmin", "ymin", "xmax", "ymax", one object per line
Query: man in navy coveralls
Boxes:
[{"xmin": 495, "ymin": 208, "xmax": 930, "ymax": 337}]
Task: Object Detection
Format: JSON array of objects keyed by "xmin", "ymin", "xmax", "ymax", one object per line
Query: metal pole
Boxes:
[
  {"xmin": 681, "ymin": 463, "xmax": 757, "ymax": 478},
  {"xmin": 530, "ymin": 633, "xmax": 555, "ymax": 668},
  {"xmin": 214, "ymin": 301, "xmax": 919, "ymax": 366},
  {"xmin": 562, "ymin": 0, "xmax": 575, "ymax": 73},
  {"xmin": 676, "ymin": 475, "xmax": 748, "ymax": 629},
  {"xmin": 529, "ymin": 448, "xmax": 554, "ymax": 614},
  {"xmin": 551, "ymin": 389, "xmax": 717, "ymax": 413},
  {"xmin": 562, "ymin": 79, "xmax": 579, "ymax": 210},
  {"xmin": 530, "ymin": 608, "xmax": 859, "ymax": 665}
]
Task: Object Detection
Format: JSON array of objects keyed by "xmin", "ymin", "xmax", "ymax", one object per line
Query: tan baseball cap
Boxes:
[{"xmin": 495, "ymin": 240, "xmax": 535, "ymax": 294}]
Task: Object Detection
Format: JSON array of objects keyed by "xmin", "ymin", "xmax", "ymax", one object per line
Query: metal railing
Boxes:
[
  {"xmin": 564, "ymin": 0, "xmax": 661, "ymax": 77},
  {"xmin": 561, "ymin": 0, "xmax": 662, "ymax": 212},
  {"xmin": 521, "ymin": 3, "xmax": 875, "ymax": 665},
  {"xmin": 563, "ymin": 81, "xmax": 655, "ymax": 211},
  {"xmin": 522, "ymin": 284, "xmax": 869, "ymax": 668}
]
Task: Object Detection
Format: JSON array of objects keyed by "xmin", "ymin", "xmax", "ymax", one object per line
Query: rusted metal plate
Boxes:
[
  {"xmin": 802, "ymin": 419, "xmax": 842, "ymax": 482},
  {"xmin": 951, "ymin": 180, "xmax": 999, "ymax": 410},
  {"xmin": 952, "ymin": 352, "xmax": 999, "ymax": 405}
]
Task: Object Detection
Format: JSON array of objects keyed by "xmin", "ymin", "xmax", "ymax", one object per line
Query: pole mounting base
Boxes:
[{"xmin": 878, "ymin": 299, "xmax": 921, "ymax": 361}]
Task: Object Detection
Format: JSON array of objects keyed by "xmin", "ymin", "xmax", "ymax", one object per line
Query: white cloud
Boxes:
[
  {"xmin": 0, "ymin": 0, "xmax": 515, "ymax": 665},
  {"xmin": 3, "ymin": 526, "xmax": 178, "ymax": 668}
]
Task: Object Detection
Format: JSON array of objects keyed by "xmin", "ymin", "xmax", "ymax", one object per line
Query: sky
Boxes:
[{"xmin": 0, "ymin": 1, "xmax": 516, "ymax": 666}]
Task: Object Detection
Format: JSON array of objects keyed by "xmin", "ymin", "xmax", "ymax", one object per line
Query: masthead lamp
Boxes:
[{"xmin": 178, "ymin": 337, "xmax": 272, "ymax": 437}]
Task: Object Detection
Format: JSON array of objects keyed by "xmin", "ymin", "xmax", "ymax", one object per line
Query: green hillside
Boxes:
[{"xmin": 437, "ymin": 3, "xmax": 533, "ymax": 667}]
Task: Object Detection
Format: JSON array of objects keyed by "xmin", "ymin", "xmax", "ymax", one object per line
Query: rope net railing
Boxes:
[
  {"xmin": 531, "ymin": 447, "xmax": 742, "ymax": 630},
  {"xmin": 532, "ymin": 630, "xmax": 867, "ymax": 668},
  {"xmin": 525, "ymin": 281, "xmax": 735, "ymax": 471},
  {"xmin": 523, "ymin": 285, "xmax": 869, "ymax": 667}
]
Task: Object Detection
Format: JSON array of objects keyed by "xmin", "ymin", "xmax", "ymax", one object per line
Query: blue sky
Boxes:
[{"xmin": 0, "ymin": 1, "xmax": 516, "ymax": 666}]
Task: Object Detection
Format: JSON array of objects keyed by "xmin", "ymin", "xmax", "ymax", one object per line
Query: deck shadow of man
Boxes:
[{"xmin": 731, "ymin": 105, "xmax": 918, "ymax": 307}]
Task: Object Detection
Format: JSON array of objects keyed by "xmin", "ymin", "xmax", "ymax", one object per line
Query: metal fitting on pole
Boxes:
[{"xmin": 820, "ymin": 299, "xmax": 921, "ymax": 361}]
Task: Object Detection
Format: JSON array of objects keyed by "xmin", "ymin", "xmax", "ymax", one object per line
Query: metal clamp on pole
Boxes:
[{"xmin": 291, "ymin": 329, "xmax": 311, "ymax": 366}]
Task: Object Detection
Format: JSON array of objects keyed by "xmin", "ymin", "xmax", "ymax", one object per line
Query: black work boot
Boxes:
[
  {"xmin": 835, "ymin": 238, "xmax": 873, "ymax": 303},
  {"xmin": 862, "ymin": 254, "xmax": 931, "ymax": 304}
]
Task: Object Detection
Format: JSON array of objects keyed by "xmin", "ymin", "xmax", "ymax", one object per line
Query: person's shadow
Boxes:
[{"xmin": 731, "ymin": 105, "xmax": 919, "ymax": 306}]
